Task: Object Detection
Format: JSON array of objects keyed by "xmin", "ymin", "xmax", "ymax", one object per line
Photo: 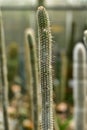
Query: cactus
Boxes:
[
  {"xmin": 73, "ymin": 43, "xmax": 87, "ymax": 130},
  {"xmin": 24, "ymin": 30, "xmax": 33, "ymax": 121},
  {"xmin": 38, "ymin": 0, "xmax": 44, "ymax": 6},
  {"xmin": 83, "ymin": 30, "xmax": 87, "ymax": 49},
  {"xmin": 66, "ymin": 21, "xmax": 76, "ymax": 61},
  {"xmin": 65, "ymin": 21, "xmax": 76, "ymax": 100},
  {"xmin": 0, "ymin": 11, "xmax": 9, "ymax": 130},
  {"xmin": 60, "ymin": 50, "xmax": 68, "ymax": 101},
  {"xmin": 7, "ymin": 43, "xmax": 19, "ymax": 85},
  {"xmin": 25, "ymin": 28, "xmax": 40, "ymax": 130},
  {"xmin": 37, "ymin": 6, "xmax": 53, "ymax": 130}
]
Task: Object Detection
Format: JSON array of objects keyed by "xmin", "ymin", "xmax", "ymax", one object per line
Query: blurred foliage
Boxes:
[
  {"xmin": 7, "ymin": 42, "xmax": 19, "ymax": 84},
  {"xmin": 7, "ymin": 43, "xmax": 18, "ymax": 58},
  {"xmin": 57, "ymin": 116, "xmax": 72, "ymax": 130}
]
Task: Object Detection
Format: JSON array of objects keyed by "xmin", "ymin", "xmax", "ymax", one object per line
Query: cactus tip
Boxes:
[
  {"xmin": 38, "ymin": 6, "xmax": 44, "ymax": 10},
  {"xmin": 84, "ymin": 30, "xmax": 87, "ymax": 36}
]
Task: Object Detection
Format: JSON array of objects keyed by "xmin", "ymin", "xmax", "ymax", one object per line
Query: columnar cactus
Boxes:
[
  {"xmin": 24, "ymin": 30, "xmax": 33, "ymax": 120},
  {"xmin": 65, "ymin": 22, "xmax": 76, "ymax": 101},
  {"xmin": 66, "ymin": 22, "xmax": 75, "ymax": 61},
  {"xmin": 73, "ymin": 43, "xmax": 87, "ymax": 130},
  {"xmin": 37, "ymin": 6, "xmax": 53, "ymax": 130},
  {"xmin": 0, "ymin": 11, "xmax": 9, "ymax": 130},
  {"xmin": 60, "ymin": 50, "xmax": 68, "ymax": 101},
  {"xmin": 25, "ymin": 29, "xmax": 40, "ymax": 130}
]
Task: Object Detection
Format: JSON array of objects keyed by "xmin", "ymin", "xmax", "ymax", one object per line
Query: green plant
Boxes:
[
  {"xmin": 7, "ymin": 43, "xmax": 19, "ymax": 84},
  {"xmin": 57, "ymin": 117, "xmax": 72, "ymax": 130},
  {"xmin": 37, "ymin": 6, "xmax": 53, "ymax": 130}
]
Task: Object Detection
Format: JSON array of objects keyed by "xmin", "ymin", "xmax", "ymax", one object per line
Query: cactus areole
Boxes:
[{"xmin": 37, "ymin": 6, "xmax": 53, "ymax": 130}]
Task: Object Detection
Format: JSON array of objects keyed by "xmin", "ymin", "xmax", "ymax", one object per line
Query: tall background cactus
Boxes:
[
  {"xmin": 0, "ymin": 11, "xmax": 9, "ymax": 130},
  {"xmin": 37, "ymin": 6, "xmax": 53, "ymax": 130},
  {"xmin": 73, "ymin": 43, "xmax": 87, "ymax": 130},
  {"xmin": 25, "ymin": 28, "xmax": 40, "ymax": 130},
  {"xmin": 60, "ymin": 50, "xmax": 68, "ymax": 102},
  {"xmin": 38, "ymin": 0, "xmax": 44, "ymax": 6},
  {"xmin": 24, "ymin": 29, "xmax": 33, "ymax": 121}
]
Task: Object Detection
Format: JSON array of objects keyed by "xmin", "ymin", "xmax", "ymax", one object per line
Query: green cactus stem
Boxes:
[
  {"xmin": 25, "ymin": 28, "xmax": 40, "ymax": 130},
  {"xmin": 37, "ymin": 6, "xmax": 53, "ymax": 130},
  {"xmin": 0, "ymin": 11, "xmax": 9, "ymax": 130},
  {"xmin": 60, "ymin": 50, "xmax": 68, "ymax": 101},
  {"xmin": 73, "ymin": 43, "xmax": 87, "ymax": 130},
  {"xmin": 24, "ymin": 29, "xmax": 33, "ymax": 121},
  {"xmin": 66, "ymin": 21, "xmax": 76, "ymax": 61}
]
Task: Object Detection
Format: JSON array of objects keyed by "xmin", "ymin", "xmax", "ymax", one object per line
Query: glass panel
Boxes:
[
  {"xmin": 0, "ymin": 0, "xmax": 37, "ymax": 6},
  {"xmin": 2, "ymin": 10, "xmax": 36, "ymax": 86},
  {"xmin": 45, "ymin": 0, "xmax": 86, "ymax": 6}
]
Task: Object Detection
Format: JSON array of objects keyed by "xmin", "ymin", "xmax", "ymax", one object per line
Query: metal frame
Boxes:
[{"xmin": 0, "ymin": 5, "xmax": 87, "ymax": 11}]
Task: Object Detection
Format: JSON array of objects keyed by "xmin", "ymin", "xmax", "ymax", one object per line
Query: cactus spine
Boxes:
[
  {"xmin": 0, "ymin": 11, "xmax": 9, "ymax": 130},
  {"xmin": 25, "ymin": 29, "xmax": 40, "ymax": 130},
  {"xmin": 37, "ymin": 6, "xmax": 53, "ymax": 130},
  {"xmin": 73, "ymin": 43, "xmax": 87, "ymax": 130}
]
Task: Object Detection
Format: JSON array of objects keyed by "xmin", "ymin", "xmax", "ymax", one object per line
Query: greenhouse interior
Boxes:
[{"xmin": 0, "ymin": 0, "xmax": 87, "ymax": 130}]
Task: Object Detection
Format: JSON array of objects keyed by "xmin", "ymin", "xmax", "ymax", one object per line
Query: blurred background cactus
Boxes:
[
  {"xmin": 60, "ymin": 51, "xmax": 68, "ymax": 102},
  {"xmin": 38, "ymin": 0, "xmax": 44, "ymax": 6},
  {"xmin": 65, "ymin": 21, "xmax": 76, "ymax": 103},
  {"xmin": 25, "ymin": 28, "xmax": 40, "ymax": 130},
  {"xmin": 7, "ymin": 43, "xmax": 19, "ymax": 85},
  {"xmin": 73, "ymin": 43, "xmax": 87, "ymax": 130},
  {"xmin": 24, "ymin": 29, "xmax": 33, "ymax": 122},
  {"xmin": 84, "ymin": 30, "xmax": 87, "ymax": 49},
  {"xmin": 0, "ymin": 11, "xmax": 9, "ymax": 130}
]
